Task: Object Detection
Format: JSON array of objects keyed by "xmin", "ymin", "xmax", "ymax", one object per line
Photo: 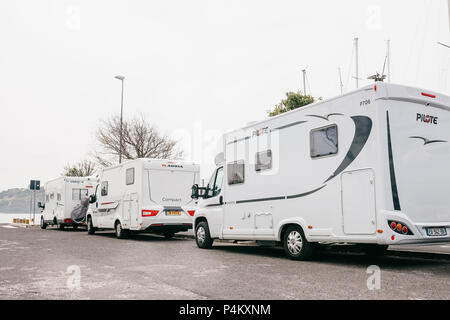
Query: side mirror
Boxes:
[
  {"xmin": 89, "ymin": 195, "xmax": 97, "ymax": 204},
  {"xmin": 38, "ymin": 202, "xmax": 45, "ymax": 209},
  {"xmin": 191, "ymin": 184, "xmax": 199, "ymax": 199}
]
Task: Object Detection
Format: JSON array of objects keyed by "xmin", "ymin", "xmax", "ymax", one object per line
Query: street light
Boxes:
[{"xmin": 115, "ymin": 75, "xmax": 125, "ymax": 164}]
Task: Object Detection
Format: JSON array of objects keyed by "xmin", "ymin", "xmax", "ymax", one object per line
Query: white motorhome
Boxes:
[
  {"xmin": 192, "ymin": 82, "xmax": 450, "ymax": 260},
  {"xmin": 86, "ymin": 158, "xmax": 200, "ymax": 239},
  {"xmin": 40, "ymin": 177, "xmax": 95, "ymax": 230}
]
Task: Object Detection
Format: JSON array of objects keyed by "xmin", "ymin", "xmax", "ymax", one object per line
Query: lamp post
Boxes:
[{"xmin": 115, "ymin": 75, "xmax": 125, "ymax": 164}]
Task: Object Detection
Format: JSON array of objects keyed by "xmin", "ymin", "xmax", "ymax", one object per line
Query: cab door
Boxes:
[{"xmin": 201, "ymin": 167, "xmax": 225, "ymax": 237}]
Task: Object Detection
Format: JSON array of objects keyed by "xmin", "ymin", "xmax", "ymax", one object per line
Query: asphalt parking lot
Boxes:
[{"xmin": 0, "ymin": 224, "xmax": 449, "ymax": 300}]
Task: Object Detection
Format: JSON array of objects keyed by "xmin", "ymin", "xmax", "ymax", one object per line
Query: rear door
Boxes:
[{"xmin": 341, "ymin": 169, "xmax": 376, "ymax": 235}]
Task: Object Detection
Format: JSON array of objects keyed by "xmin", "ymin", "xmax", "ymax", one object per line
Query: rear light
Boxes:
[
  {"xmin": 142, "ymin": 210, "xmax": 159, "ymax": 217},
  {"xmin": 187, "ymin": 210, "xmax": 195, "ymax": 217},
  {"xmin": 64, "ymin": 219, "xmax": 72, "ymax": 223},
  {"xmin": 388, "ymin": 220, "xmax": 413, "ymax": 235},
  {"xmin": 374, "ymin": 85, "xmax": 377, "ymax": 91}
]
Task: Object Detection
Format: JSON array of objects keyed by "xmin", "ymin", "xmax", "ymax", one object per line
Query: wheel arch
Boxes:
[{"xmin": 277, "ymin": 219, "xmax": 309, "ymax": 242}]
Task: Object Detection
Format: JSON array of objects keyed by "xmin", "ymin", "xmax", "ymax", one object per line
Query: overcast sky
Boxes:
[{"xmin": 0, "ymin": 0, "xmax": 449, "ymax": 191}]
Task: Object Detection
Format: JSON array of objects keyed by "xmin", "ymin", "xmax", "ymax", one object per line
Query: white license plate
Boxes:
[
  {"xmin": 426, "ymin": 227, "xmax": 447, "ymax": 237},
  {"xmin": 166, "ymin": 210, "xmax": 181, "ymax": 216}
]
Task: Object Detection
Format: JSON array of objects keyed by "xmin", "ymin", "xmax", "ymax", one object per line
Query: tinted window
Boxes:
[
  {"xmin": 101, "ymin": 181, "xmax": 108, "ymax": 196},
  {"xmin": 227, "ymin": 160, "xmax": 245, "ymax": 185},
  {"xmin": 72, "ymin": 189, "xmax": 89, "ymax": 200},
  {"xmin": 213, "ymin": 167, "xmax": 224, "ymax": 196},
  {"xmin": 310, "ymin": 125, "xmax": 338, "ymax": 158},
  {"xmin": 126, "ymin": 168, "xmax": 135, "ymax": 185},
  {"xmin": 255, "ymin": 150, "xmax": 272, "ymax": 172}
]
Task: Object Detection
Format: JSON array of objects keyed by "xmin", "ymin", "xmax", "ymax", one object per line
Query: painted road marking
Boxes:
[{"xmin": 2, "ymin": 225, "xmax": 18, "ymax": 229}]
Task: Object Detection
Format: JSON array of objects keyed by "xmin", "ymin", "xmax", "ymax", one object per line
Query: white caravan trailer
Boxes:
[
  {"xmin": 191, "ymin": 82, "xmax": 450, "ymax": 260},
  {"xmin": 40, "ymin": 177, "xmax": 95, "ymax": 229},
  {"xmin": 86, "ymin": 158, "xmax": 200, "ymax": 239}
]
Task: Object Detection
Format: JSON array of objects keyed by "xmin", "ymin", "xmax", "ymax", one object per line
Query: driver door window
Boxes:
[
  {"xmin": 213, "ymin": 167, "xmax": 224, "ymax": 197},
  {"xmin": 206, "ymin": 167, "xmax": 224, "ymax": 198}
]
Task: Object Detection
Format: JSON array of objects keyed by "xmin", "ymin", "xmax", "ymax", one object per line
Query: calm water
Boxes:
[{"xmin": 0, "ymin": 213, "xmax": 42, "ymax": 225}]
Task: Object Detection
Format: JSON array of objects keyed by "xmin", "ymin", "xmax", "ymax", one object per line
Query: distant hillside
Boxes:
[{"xmin": 0, "ymin": 188, "xmax": 45, "ymax": 213}]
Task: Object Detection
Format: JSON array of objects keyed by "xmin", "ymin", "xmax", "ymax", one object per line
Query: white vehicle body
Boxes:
[
  {"xmin": 194, "ymin": 82, "xmax": 450, "ymax": 249},
  {"xmin": 42, "ymin": 176, "xmax": 95, "ymax": 227},
  {"xmin": 87, "ymin": 158, "xmax": 199, "ymax": 236}
]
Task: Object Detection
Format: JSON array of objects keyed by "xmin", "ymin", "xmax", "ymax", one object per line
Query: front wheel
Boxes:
[
  {"xmin": 283, "ymin": 226, "xmax": 315, "ymax": 260},
  {"xmin": 195, "ymin": 221, "xmax": 214, "ymax": 249},
  {"xmin": 115, "ymin": 221, "xmax": 128, "ymax": 239},
  {"xmin": 40, "ymin": 217, "xmax": 47, "ymax": 230},
  {"xmin": 87, "ymin": 216, "xmax": 95, "ymax": 235}
]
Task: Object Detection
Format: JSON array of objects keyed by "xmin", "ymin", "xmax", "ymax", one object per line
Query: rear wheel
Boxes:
[
  {"xmin": 195, "ymin": 221, "xmax": 214, "ymax": 249},
  {"xmin": 73, "ymin": 225, "xmax": 78, "ymax": 231},
  {"xmin": 40, "ymin": 217, "xmax": 47, "ymax": 230},
  {"xmin": 115, "ymin": 221, "xmax": 127, "ymax": 239},
  {"xmin": 58, "ymin": 224, "xmax": 65, "ymax": 230},
  {"xmin": 87, "ymin": 216, "xmax": 95, "ymax": 235},
  {"xmin": 283, "ymin": 225, "xmax": 315, "ymax": 260}
]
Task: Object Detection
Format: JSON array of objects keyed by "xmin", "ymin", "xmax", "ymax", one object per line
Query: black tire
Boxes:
[
  {"xmin": 73, "ymin": 225, "xmax": 78, "ymax": 231},
  {"xmin": 362, "ymin": 244, "xmax": 389, "ymax": 256},
  {"xmin": 87, "ymin": 216, "xmax": 95, "ymax": 235},
  {"xmin": 195, "ymin": 221, "xmax": 214, "ymax": 249},
  {"xmin": 283, "ymin": 225, "xmax": 315, "ymax": 261},
  {"xmin": 115, "ymin": 221, "xmax": 127, "ymax": 239},
  {"xmin": 40, "ymin": 217, "xmax": 47, "ymax": 230},
  {"xmin": 164, "ymin": 231, "xmax": 175, "ymax": 239},
  {"xmin": 58, "ymin": 223, "xmax": 65, "ymax": 230}
]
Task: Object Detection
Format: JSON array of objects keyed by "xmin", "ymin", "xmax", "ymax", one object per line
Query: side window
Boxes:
[
  {"xmin": 126, "ymin": 168, "xmax": 135, "ymax": 185},
  {"xmin": 81, "ymin": 189, "xmax": 88, "ymax": 198},
  {"xmin": 310, "ymin": 125, "xmax": 338, "ymax": 158},
  {"xmin": 255, "ymin": 150, "xmax": 272, "ymax": 172},
  {"xmin": 227, "ymin": 160, "xmax": 245, "ymax": 185},
  {"xmin": 50, "ymin": 192, "xmax": 54, "ymax": 200},
  {"xmin": 57, "ymin": 193, "xmax": 61, "ymax": 201},
  {"xmin": 101, "ymin": 181, "xmax": 108, "ymax": 196},
  {"xmin": 213, "ymin": 167, "xmax": 224, "ymax": 196}
]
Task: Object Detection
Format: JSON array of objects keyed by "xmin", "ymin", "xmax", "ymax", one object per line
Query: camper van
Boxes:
[
  {"xmin": 40, "ymin": 177, "xmax": 95, "ymax": 230},
  {"xmin": 191, "ymin": 82, "xmax": 450, "ymax": 260},
  {"xmin": 86, "ymin": 158, "xmax": 200, "ymax": 239}
]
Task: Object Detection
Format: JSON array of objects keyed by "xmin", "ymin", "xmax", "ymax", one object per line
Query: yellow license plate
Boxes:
[{"xmin": 166, "ymin": 211, "xmax": 181, "ymax": 216}]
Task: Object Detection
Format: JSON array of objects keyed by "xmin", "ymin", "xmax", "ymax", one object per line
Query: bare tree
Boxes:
[
  {"xmin": 63, "ymin": 159, "xmax": 97, "ymax": 177},
  {"xmin": 93, "ymin": 115, "xmax": 183, "ymax": 167}
]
